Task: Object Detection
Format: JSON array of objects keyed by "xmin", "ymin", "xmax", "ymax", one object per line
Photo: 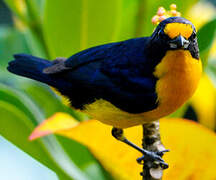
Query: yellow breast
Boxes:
[
  {"xmin": 82, "ymin": 50, "xmax": 202, "ymax": 128},
  {"xmin": 143, "ymin": 50, "xmax": 202, "ymax": 120}
]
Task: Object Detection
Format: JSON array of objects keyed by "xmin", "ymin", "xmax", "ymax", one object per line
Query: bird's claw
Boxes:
[
  {"xmin": 156, "ymin": 149, "xmax": 170, "ymax": 156},
  {"xmin": 136, "ymin": 149, "xmax": 169, "ymax": 169}
]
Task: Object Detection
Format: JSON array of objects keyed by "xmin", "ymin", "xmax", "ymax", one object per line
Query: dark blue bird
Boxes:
[{"xmin": 7, "ymin": 17, "xmax": 202, "ymax": 168}]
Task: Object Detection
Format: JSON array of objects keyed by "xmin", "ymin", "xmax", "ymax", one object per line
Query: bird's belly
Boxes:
[{"xmin": 82, "ymin": 50, "xmax": 202, "ymax": 128}]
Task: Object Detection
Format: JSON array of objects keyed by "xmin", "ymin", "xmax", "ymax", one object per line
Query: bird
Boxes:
[{"xmin": 7, "ymin": 17, "xmax": 202, "ymax": 167}]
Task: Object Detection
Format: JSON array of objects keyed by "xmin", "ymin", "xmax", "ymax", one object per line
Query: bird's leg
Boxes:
[{"xmin": 111, "ymin": 127, "xmax": 169, "ymax": 170}]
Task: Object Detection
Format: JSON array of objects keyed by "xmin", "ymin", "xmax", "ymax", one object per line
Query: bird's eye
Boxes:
[
  {"xmin": 158, "ymin": 30, "xmax": 170, "ymax": 40},
  {"xmin": 190, "ymin": 32, "xmax": 196, "ymax": 40}
]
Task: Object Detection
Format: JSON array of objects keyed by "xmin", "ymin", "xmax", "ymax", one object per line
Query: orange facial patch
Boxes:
[{"xmin": 164, "ymin": 23, "xmax": 193, "ymax": 39}]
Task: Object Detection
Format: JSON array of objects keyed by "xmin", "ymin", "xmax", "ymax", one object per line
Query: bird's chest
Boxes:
[{"xmin": 149, "ymin": 50, "xmax": 202, "ymax": 117}]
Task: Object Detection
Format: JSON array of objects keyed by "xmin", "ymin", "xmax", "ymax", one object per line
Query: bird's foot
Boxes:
[
  {"xmin": 111, "ymin": 127, "xmax": 169, "ymax": 169},
  {"xmin": 137, "ymin": 149, "xmax": 169, "ymax": 169},
  {"xmin": 111, "ymin": 127, "xmax": 125, "ymax": 141}
]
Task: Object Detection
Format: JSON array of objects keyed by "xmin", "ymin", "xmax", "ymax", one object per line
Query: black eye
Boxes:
[
  {"xmin": 190, "ymin": 32, "xmax": 196, "ymax": 40},
  {"xmin": 158, "ymin": 30, "xmax": 170, "ymax": 40}
]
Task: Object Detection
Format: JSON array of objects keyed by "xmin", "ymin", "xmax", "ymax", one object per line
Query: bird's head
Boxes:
[{"xmin": 151, "ymin": 17, "xmax": 199, "ymax": 59}]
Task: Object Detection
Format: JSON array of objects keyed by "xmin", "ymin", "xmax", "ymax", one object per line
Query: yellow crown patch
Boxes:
[{"xmin": 164, "ymin": 23, "xmax": 193, "ymax": 39}]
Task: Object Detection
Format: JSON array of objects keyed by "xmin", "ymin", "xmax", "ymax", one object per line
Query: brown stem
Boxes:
[{"xmin": 142, "ymin": 120, "xmax": 167, "ymax": 180}]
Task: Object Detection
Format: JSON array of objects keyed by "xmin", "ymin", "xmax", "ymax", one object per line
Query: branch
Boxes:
[{"xmin": 141, "ymin": 120, "xmax": 168, "ymax": 180}]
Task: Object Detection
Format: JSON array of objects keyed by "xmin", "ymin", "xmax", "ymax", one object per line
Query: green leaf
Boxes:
[
  {"xmin": 4, "ymin": 0, "xmax": 48, "ymax": 58},
  {"xmin": 23, "ymin": 28, "xmax": 48, "ymax": 58},
  {"xmin": 0, "ymin": 100, "xmax": 72, "ymax": 180},
  {"xmin": 0, "ymin": 84, "xmax": 93, "ymax": 180},
  {"xmin": 197, "ymin": 18, "xmax": 216, "ymax": 67},
  {"xmin": 21, "ymin": 82, "xmax": 111, "ymax": 179},
  {"xmin": 21, "ymin": 83, "xmax": 64, "ymax": 118},
  {"xmin": 205, "ymin": 59, "xmax": 216, "ymax": 87},
  {"xmin": 23, "ymin": 0, "xmax": 48, "ymax": 58},
  {"xmin": 0, "ymin": 83, "xmax": 110, "ymax": 179},
  {"xmin": 43, "ymin": 0, "xmax": 124, "ymax": 58},
  {"xmin": 20, "ymin": 81, "xmax": 88, "ymax": 121},
  {"xmin": 118, "ymin": 0, "xmax": 140, "ymax": 39},
  {"xmin": 3, "ymin": 0, "xmax": 28, "ymax": 24},
  {"xmin": 25, "ymin": 0, "xmax": 44, "ymax": 24},
  {"xmin": 21, "ymin": 82, "xmax": 83, "ymax": 120},
  {"xmin": 0, "ymin": 83, "xmax": 43, "ymax": 125},
  {"xmin": 0, "ymin": 26, "xmax": 30, "ymax": 70}
]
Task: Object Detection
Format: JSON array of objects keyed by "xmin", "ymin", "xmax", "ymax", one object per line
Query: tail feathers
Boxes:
[
  {"xmin": 7, "ymin": 54, "xmax": 70, "ymax": 90},
  {"xmin": 7, "ymin": 54, "xmax": 51, "ymax": 83}
]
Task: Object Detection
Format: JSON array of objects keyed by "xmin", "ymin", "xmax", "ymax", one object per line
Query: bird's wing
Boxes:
[
  {"xmin": 43, "ymin": 42, "xmax": 119, "ymax": 74},
  {"xmin": 44, "ymin": 37, "xmax": 158, "ymax": 113}
]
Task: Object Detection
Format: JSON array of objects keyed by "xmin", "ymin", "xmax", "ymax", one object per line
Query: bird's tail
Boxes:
[{"xmin": 7, "ymin": 54, "xmax": 70, "ymax": 90}]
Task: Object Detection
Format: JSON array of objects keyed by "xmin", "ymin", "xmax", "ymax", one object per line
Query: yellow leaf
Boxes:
[
  {"xmin": 30, "ymin": 114, "xmax": 216, "ymax": 180},
  {"xmin": 186, "ymin": 2, "xmax": 216, "ymax": 29},
  {"xmin": 29, "ymin": 112, "xmax": 78, "ymax": 140},
  {"xmin": 190, "ymin": 75, "xmax": 216, "ymax": 129}
]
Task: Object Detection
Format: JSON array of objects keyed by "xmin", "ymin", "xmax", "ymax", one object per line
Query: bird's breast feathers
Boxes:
[
  {"xmin": 82, "ymin": 49, "xmax": 202, "ymax": 128},
  {"xmin": 148, "ymin": 49, "xmax": 202, "ymax": 119}
]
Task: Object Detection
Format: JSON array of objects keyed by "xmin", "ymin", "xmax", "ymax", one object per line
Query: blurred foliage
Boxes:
[
  {"xmin": 0, "ymin": 0, "xmax": 12, "ymax": 25},
  {"xmin": 0, "ymin": 0, "xmax": 216, "ymax": 179},
  {"xmin": 197, "ymin": 18, "xmax": 216, "ymax": 67},
  {"xmin": 29, "ymin": 114, "xmax": 216, "ymax": 180}
]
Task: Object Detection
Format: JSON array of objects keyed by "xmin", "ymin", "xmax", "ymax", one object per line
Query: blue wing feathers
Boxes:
[
  {"xmin": 59, "ymin": 37, "xmax": 158, "ymax": 113},
  {"xmin": 7, "ymin": 37, "xmax": 158, "ymax": 113}
]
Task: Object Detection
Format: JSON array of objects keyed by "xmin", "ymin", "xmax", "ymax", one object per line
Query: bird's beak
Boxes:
[{"xmin": 169, "ymin": 35, "xmax": 190, "ymax": 49}]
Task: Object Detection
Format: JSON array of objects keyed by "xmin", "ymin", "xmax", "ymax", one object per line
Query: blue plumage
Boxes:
[
  {"xmin": 7, "ymin": 54, "xmax": 72, "ymax": 91},
  {"xmin": 7, "ymin": 17, "xmax": 199, "ymax": 114},
  {"xmin": 8, "ymin": 37, "xmax": 165, "ymax": 113}
]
